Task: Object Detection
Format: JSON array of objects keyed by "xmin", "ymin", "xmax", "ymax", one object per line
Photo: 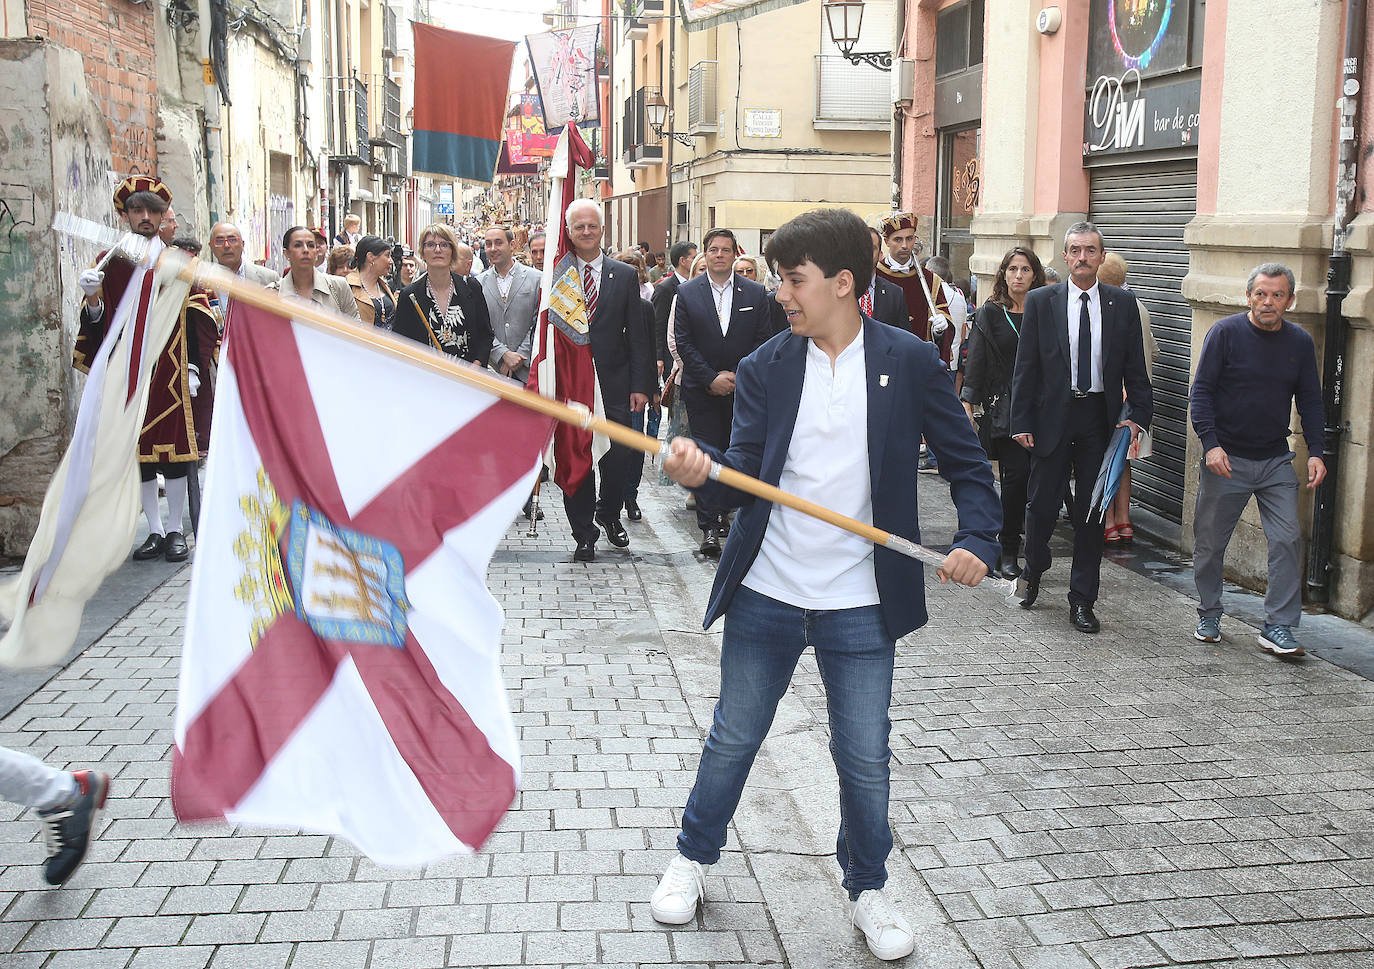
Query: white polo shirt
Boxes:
[{"xmin": 741, "ymin": 327, "xmax": 879, "ymax": 610}]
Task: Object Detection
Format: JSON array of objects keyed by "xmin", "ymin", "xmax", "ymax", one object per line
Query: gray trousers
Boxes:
[
  {"xmin": 1193, "ymin": 452, "xmax": 1302, "ymax": 627},
  {"xmin": 0, "ymin": 746, "xmax": 75, "ymax": 811}
]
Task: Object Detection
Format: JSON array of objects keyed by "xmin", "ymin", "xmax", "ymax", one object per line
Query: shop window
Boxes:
[
  {"xmin": 936, "ymin": 125, "xmax": 980, "ymax": 287},
  {"xmin": 934, "ymin": 0, "xmax": 984, "ymax": 79}
]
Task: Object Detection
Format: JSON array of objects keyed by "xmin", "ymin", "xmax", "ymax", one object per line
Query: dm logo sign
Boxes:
[{"xmin": 284, "ymin": 501, "xmax": 411, "ymax": 648}]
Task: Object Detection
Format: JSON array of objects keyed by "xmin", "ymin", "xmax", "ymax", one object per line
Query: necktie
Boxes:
[
  {"xmin": 860, "ymin": 286, "xmax": 874, "ymax": 317},
  {"xmin": 583, "ymin": 264, "xmax": 599, "ymax": 321},
  {"xmin": 1077, "ymin": 291, "xmax": 1092, "ymax": 393}
]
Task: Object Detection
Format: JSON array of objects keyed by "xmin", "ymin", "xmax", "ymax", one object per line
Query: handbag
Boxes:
[
  {"xmin": 660, "ymin": 367, "xmax": 678, "ymax": 409},
  {"xmin": 973, "ymin": 308, "xmax": 1017, "ymax": 440}
]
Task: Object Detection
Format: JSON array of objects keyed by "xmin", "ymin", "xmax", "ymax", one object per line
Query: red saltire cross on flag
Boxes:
[{"xmin": 173, "ymin": 299, "xmax": 552, "ymax": 864}]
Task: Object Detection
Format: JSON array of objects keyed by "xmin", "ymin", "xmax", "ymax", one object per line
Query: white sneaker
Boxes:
[
  {"xmin": 650, "ymin": 854, "xmax": 707, "ymax": 924},
  {"xmin": 851, "ymin": 889, "xmax": 915, "ymax": 961}
]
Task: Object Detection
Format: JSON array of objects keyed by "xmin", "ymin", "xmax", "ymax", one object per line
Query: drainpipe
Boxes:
[
  {"xmin": 1306, "ymin": 0, "xmax": 1366, "ymax": 604},
  {"xmin": 891, "ymin": 0, "xmax": 906, "ymax": 208},
  {"xmin": 197, "ymin": 0, "xmax": 227, "ymax": 223}
]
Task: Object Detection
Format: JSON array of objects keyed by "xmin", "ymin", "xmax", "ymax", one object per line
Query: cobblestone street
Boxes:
[{"xmin": 2, "ymin": 472, "xmax": 1374, "ymax": 968}]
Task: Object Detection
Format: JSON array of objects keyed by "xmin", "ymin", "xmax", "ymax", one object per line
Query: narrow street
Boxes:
[{"xmin": 2, "ymin": 472, "xmax": 1373, "ymax": 968}]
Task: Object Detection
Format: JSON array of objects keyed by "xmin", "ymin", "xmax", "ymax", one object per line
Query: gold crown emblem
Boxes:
[{"xmin": 233, "ymin": 468, "xmax": 293, "ymax": 645}]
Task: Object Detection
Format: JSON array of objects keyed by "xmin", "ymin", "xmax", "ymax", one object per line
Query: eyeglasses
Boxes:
[{"xmin": 423, "ymin": 240, "xmax": 452, "ymax": 251}]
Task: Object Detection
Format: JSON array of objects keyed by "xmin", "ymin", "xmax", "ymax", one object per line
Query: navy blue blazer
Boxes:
[
  {"xmin": 673, "ymin": 273, "xmax": 775, "ymax": 393},
  {"xmin": 1010, "ymin": 281, "xmax": 1153, "ymax": 455},
  {"xmin": 691, "ymin": 317, "xmax": 1002, "ymax": 641},
  {"xmin": 871, "ymin": 277, "xmax": 911, "ymax": 332}
]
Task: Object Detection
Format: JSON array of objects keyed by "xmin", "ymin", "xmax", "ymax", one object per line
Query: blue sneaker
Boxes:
[
  {"xmin": 1258, "ymin": 624, "xmax": 1304, "ymax": 657},
  {"xmin": 918, "ymin": 451, "xmax": 939, "ymax": 475},
  {"xmin": 1194, "ymin": 617, "xmax": 1221, "ymax": 643},
  {"xmin": 38, "ymin": 770, "xmax": 109, "ymax": 886}
]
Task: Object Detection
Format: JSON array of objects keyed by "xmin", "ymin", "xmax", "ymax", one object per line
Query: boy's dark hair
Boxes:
[
  {"xmin": 764, "ymin": 208, "xmax": 872, "ymax": 299},
  {"xmin": 169, "ymin": 236, "xmax": 202, "ymax": 256},
  {"xmin": 702, "ymin": 227, "xmax": 738, "ymax": 253}
]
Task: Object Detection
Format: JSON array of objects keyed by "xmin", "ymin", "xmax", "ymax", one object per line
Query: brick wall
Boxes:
[{"xmin": 26, "ymin": 0, "xmax": 158, "ymax": 177}]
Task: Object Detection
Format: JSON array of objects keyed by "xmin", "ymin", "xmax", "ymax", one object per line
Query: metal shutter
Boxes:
[{"xmin": 1089, "ymin": 161, "xmax": 1197, "ymax": 523}]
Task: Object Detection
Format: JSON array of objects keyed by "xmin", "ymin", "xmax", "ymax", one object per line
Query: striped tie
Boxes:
[{"xmin": 582, "ymin": 265, "xmax": 598, "ymax": 321}]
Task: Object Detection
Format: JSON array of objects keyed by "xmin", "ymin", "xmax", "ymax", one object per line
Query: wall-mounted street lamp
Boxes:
[
  {"xmin": 645, "ymin": 95, "xmax": 703, "ymax": 149},
  {"xmin": 823, "ymin": 0, "xmax": 892, "ymax": 71}
]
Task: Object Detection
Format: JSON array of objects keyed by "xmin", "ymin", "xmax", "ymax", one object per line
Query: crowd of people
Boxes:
[{"xmin": 4, "ymin": 180, "xmax": 1327, "ymax": 967}]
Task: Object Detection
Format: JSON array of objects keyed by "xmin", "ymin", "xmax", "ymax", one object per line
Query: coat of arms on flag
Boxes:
[{"xmin": 173, "ymin": 300, "xmax": 553, "ymax": 864}]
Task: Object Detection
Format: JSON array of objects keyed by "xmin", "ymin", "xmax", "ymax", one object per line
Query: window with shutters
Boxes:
[{"xmin": 688, "ymin": 61, "xmax": 717, "ymax": 133}]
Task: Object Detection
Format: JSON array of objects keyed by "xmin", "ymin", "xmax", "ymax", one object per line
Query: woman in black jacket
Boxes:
[
  {"xmin": 959, "ymin": 246, "xmax": 1045, "ymax": 579},
  {"xmin": 388, "ymin": 223, "xmax": 493, "ymax": 366}
]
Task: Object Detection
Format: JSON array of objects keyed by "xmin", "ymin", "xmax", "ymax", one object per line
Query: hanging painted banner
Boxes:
[
  {"xmin": 526, "ymin": 25, "xmax": 600, "ymax": 131},
  {"xmin": 520, "ymin": 95, "xmax": 558, "ymax": 158},
  {"xmin": 678, "ymin": 0, "xmax": 808, "ymax": 31},
  {"xmin": 412, "ymin": 24, "xmax": 517, "ymax": 183}
]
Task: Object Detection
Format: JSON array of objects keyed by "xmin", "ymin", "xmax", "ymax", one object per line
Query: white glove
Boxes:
[
  {"xmin": 188, "ymin": 365, "xmax": 200, "ymax": 398},
  {"xmin": 929, "ymin": 314, "xmax": 950, "ymax": 339},
  {"xmin": 79, "ymin": 269, "xmax": 105, "ymax": 298}
]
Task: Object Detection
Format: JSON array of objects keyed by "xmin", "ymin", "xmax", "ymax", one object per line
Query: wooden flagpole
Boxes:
[
  {"xmin": 68, "ymin": 235, "xmax": 1014, "ymax": 599},
  {"xmin": 171, "ymin": 252, "xmax": 1018, "ymax": 597}
]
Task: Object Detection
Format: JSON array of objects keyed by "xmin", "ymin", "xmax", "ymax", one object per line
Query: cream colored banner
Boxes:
[{"xmin": 680, "ymin": 0, "xmax": 809, "ymax": 31}]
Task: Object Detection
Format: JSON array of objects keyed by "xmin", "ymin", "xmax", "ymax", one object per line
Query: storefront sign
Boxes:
[
  {"xmin": 1083, "ymin": 71, "xmax": 1200, "ymax": 157},
  {"xmin": 934, "ymin": 66, "xmax": 982, "ymax": 129}
]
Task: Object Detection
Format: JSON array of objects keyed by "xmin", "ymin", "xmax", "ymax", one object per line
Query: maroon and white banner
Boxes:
[{"xmin": 172, "ymin": 302, "xmax": 551, "ymax": 863}]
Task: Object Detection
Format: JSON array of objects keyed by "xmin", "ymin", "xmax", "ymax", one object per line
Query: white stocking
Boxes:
[
  {"xmin": 141, "ymin": 479, "xmax": 165, "ymax": 537},
  {"xmin": 164, "ymin": 475, "xmax": 188, "ymax": 535}
]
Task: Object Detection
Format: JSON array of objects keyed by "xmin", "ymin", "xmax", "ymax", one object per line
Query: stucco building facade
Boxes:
[{"xmin": 899, "ymin": 0, "xmax": 1373, "ymax": 622}]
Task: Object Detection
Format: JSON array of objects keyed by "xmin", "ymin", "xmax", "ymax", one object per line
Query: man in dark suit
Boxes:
[
  {"xmin": 651, "ymin": 208, "xmax": 1000, "ymax": 960},
  {"xmin": 1010, "ymin": 221, "xmax": 1153, "ymax": 633},
  {"xmin": 652, "ymin": 241, "xmax": 697, "ymax": 378},
  {"xmin": 865, "ymin": 227, "xmax": 910, "ymax": 330},
  {"xmin": 562, "ymin": 199, "xmax": 656, "ymax": 561},
  {"xmin": 673, "ymin": 228, "xmax": 776, "ymax": 554}
]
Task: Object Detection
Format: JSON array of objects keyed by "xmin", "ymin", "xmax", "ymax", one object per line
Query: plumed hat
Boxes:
[
  {"xmin": 113, "ymin": 175, "xmax": 173, "ymax": 214},
  {"xmin": 878, "ymin": 211, "xmax": 918, "ymax": 237}
]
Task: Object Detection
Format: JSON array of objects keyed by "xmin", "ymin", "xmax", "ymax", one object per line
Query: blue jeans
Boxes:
[
  {"xmin": 678, "ymin": 586, "xmax": 895, "ymax": 898},
  {"xmin": 624, "ymin": 410, "xmax": 646, "ymax": 505}
]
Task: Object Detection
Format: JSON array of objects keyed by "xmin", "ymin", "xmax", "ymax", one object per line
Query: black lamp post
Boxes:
[{"xmin": 823, "ymin": 0, "xmax": 893, "ymax": 71}]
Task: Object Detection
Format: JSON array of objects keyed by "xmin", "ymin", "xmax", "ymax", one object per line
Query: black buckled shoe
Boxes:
[
  {"xmin": 163, "ymin": 532, "xmax": 190, "ymax": 562},
  {"xmin": 625, "ymin": 500, "xmax": 643, "ymax": 522},
  {"xmin": 1019, "ymin": 572, "xmax": 1041, "ymax": 609},
  {"xmin": 1070, "ymin": 604, "xmax": 1101, "ymax": 633},
  {"xmin": 573, "ymin": 541, "xmax": 596, "ymax": 562},
  {"xmin": 596, "ymin": 515, "xmax": 630, "ymax": 548},
  {"xmin": 700, "ymin": 529, "xmax": 721, "ymax": 557},
  {"xmin": 132, "ymin": 534, "xmax": 165, "ymax": 561}
]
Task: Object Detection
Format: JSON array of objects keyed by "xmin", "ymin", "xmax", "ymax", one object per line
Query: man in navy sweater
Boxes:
[{"xmin": 1189, "ymin": 262, "xmax": 1326, "ymax": 656}]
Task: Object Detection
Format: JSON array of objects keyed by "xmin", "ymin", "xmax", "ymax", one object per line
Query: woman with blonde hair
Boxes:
[
  {"xmin": 1097, "ymin": 252, "xmax": 1160, "ymax": 544},
  {"xmin": 388, "ymin": 223, "xmax": 493, "ymax": 364}
]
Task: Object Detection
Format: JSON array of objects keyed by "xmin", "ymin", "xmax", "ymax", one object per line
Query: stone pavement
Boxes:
[{"xmin": 2, "ymin": 467, "xmax": 1374, "ymax": 968}]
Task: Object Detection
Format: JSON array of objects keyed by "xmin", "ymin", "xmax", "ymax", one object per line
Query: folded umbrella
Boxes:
[{"xmin": 1090, "ymin": 420, "xmax": 1134, "ymax": 524}]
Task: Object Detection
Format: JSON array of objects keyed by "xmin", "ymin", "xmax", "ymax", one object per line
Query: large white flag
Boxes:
[
  {"xmin": 0, "ymin": 240, "xmax": 186, "ymax": 668},
  {"xmin": 172, "ymin": 301, "xmax": 552, "ymax": 864}
]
